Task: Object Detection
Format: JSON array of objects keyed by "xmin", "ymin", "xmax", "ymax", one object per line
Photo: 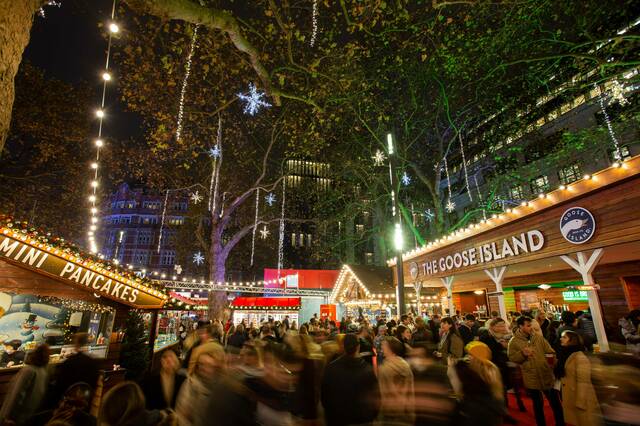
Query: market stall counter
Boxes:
[{"xmin": 0, "ymin": 218, "xmax": 168, "ymax": 403}]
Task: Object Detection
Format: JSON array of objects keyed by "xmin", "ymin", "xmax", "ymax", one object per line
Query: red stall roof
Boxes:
[{"xmin": 230, "ymin": 297, "xmax": 301, "ymax": 310}]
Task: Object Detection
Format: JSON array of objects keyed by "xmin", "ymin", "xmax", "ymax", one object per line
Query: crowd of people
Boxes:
[{"xmin": 0, "ymin": 309, "xmax": 639, "ymax": 425}]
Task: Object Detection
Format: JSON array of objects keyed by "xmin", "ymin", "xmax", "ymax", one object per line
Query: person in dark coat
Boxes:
[
  {"xmin": 141, "ymin": 349, "xmax": 186, "ymax": 410},
  {"xmin": 459, "ymin": 314, "xmax": 477, "ymax": 345},
  {"xmin": 226, "ymin": 324, "xmax": 247, "ymax": 352},
  {"xmin": 27, "ymin": 382, "xmax": 96, "ymax": 426},
  {"xmin": 321, "ymin": 334, "xmax": 380, "ymax": 426},
  {"xmin": 51, "ymin": 333, "xmax": 100, "ymax": 406}
]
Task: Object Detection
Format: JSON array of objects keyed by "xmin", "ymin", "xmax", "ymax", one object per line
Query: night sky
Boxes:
[{"xmin": 25, "ymin": 0, "xmax": 142, "ymax": 141}]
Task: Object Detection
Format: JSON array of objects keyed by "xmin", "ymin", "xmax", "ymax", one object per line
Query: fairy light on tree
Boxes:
[
  {"xmin": 175, "ymin": 24, "xmax": 199, "ymax": 142},
  {"xmin": 443, "ymin": 156, "xmax": 455, "ymax": 212},
  {"xmin": 250, "ymin": 189, "xmax": 260, "ymax": 266},
  {"xmin": 310, "ymin": 0, "xmax": 319, "ymax": 47}
]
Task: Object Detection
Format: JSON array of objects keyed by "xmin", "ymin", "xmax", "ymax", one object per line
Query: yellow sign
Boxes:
[{"xmin": 0, "ymin": 234, "xmax": 165, "ymax": 308}]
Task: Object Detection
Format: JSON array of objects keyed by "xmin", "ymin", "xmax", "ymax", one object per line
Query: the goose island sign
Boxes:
[
  {"xmin": 420, "ymin": 229, "xmax": 545, "ymax": 278},
  {"xmin": 0, "ymin": 234, "xmax": 165, "ymax": 308}
]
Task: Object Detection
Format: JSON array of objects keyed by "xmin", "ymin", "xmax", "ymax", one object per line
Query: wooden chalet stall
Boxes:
[
  {"xmin": 328, "ymin": 265, "xmax": 398, "ymax": 320},
  {"xmin": 392, "ymin": 155, "xmax": 640, "ymax": 352},
  {"xmin": 0, "ymin": 222, "xmax": 167, "ymax": 402}
]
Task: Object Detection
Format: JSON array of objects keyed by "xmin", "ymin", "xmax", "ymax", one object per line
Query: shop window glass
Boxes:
[
  {"xmin": 0, "ymin": 293, "xmax": 115, "ymax": 368},
  {"xmin": 610, "ymin": 145, "xmax": 631, "ymax": 161},
  {"xmin": 558, "ymin": 163, "xmax": 582, "ymax": 185},
  {"xmin": 530, "ymin": 175, "xmax": 550, "ymax": 194}
]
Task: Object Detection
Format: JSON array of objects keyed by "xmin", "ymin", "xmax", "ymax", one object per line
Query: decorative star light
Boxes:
[
  {"xmin": 401, "ymin": 172, "xmax": 412, "ymax": 186},
  {"xmin": 445, "ymin": 199, "xmax": 456, "ymax": 213},
  {"xmin": 237, "ymin": 83, "xmax": 272, "ymax": 116},
  {"xmin": 610, "ymin": 80, "xmax": 629, "ymax": 106},
  {"xmin": 372, "ymin": 150, "xmax": 386, "ymax": 166},
  {"xmin": 192, "ymin": 252, "xmax": 205, "ymax": 266},
  {"xmin": 265, "ymin": 192, "xmax": 276, "ymax": 206},
  {"xmin": 423, "ymin": 209, "xmax": 435, "ymax": 222},
  {"xmin": 208, "ymin": 145, "xmax": 221, "ymax": 158},
  {"xmin": 259, "ymin": 225, "xmax": 270, "ymax": 239},
  {"xmin": 174, "ymin": 264, "xmax": 183, "ymax": 274},
  {"xmin": 190, "ymin": 191, "xmax": 203, "ymax": 204}
]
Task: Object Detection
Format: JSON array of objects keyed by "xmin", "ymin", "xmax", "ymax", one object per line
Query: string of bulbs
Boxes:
[{"xmin": 87, "ymin": 0, "xmax": 119, "ymax": 254}]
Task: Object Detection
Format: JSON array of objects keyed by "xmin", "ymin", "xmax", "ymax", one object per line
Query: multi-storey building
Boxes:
[{"xmin": 97, "ymin": 183, "xmax": 190, "ymax": 276}]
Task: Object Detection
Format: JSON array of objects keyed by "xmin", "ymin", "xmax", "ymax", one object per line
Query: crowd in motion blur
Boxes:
[{"xmin": 1, "ymin": 309, "xmax": 640, "ymax": 426}]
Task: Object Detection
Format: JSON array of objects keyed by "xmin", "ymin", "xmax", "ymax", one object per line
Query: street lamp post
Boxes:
[{"xmin": 387, "ymin": 133, "xmax": 406, "ymax": 316}]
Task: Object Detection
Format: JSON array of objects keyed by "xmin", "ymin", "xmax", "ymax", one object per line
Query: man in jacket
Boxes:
[
  {"xmin": 508, "ymin": 316, "xmax": 564, "ymax": 426},
  {"xmin": 321, "ymin": 334, "xmax": 380, "ymax": 426}
]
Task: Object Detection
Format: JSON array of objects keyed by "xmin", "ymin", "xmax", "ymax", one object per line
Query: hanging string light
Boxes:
[
  {"xmin": 473, "ymin": 175, "xmax": 487, "ymax": 220},
  {"xmin": 458, "ymin": 133, "xmax": 473, "ymax": 202},
  {"xmin": 87, "ymin": 0, "xmax": 119, "ymax": 254},
  {"xmin": 595, "ymin": 83, "xmax": 622, "ymax": 161},
  {"xmin": 442, "ymin": 156, "xmax": 455, "ymax": 212},
  {"xmin": 175, "ymin": 24, "xmax": 200, "ymax": 142},
  {"xmin": 250, "ymin": 188, "xmax": 260, "ymax": 266},
  {"xmin": 211, "ymin": 116, "xmax": 223, "ymax": 214},
  {"xmin": 310, "ymin": 0, "xmax": 319, "ymax": 47},
  {"xmin": 277, "ymin": 180, "xmax": 287, "ymax": 278},
  {"xmin": 157, "ymin": 190, "xmax": 169, "ymax": 254}
]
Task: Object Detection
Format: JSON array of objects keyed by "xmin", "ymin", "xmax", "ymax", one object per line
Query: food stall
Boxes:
[
  {"xmin": 230, "ymin": 297, "xmax": 300, "ymax": 326},
  {"xmin": 0, "ymin": 217, "xmax": 167, "ymax": 401},
  {"xmin": 393, "ymin": 155, "xmax": 640, "ymax": 352}
]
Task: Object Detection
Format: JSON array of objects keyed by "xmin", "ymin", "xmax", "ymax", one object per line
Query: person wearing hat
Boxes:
[
  {"xmin": 464, "ymin": 341, "xmax": 504, "ymax": 403},
  {"xmin": 321, "ymin": 333, "xmax": 380, "ymax": 426}
]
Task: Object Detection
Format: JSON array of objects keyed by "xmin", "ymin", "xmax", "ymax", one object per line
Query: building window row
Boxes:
[
  {"xmin": 143, "ymin": 200, "xmax": 162, "ymax": 209},
  {"xmin": 291, "ymin": 233, "xmax": 312, "ymax": 248}
]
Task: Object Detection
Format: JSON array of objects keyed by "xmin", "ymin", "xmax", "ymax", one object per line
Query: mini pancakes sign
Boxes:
[
  {"xmin": 0, "ymin": 232, "xmax": 165, "ymax": 308},
  {"xmin": 421, "ymin": 230, "xmax": 545, "ymax": 277}
]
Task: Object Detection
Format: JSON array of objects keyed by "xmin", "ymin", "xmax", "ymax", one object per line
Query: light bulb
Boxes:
[
  {"xmin": 612, "ymin": 162, "xmax": 621, "ymax": 168},
  {"xmin": 95, "ymin": 139, "xmax": 103, "ymax": 147},
  {"xmin": 538, "ymin": 193, "xmax": 546, "ymax": 199},
  {"xmin": 102, "ymin": 72, "xmax": 111, "ymax": 81},
  {"xmin": 91, "ymin": 217, "xmax": 98, "ymax": 224},
  {"xmin": 559, "ymin": 184, "xmax": 567, "ymax": 190},
  {"xmin": 583, "ymin": 174, "xmax": 592, "ymax": 180},
  {"xmin": 88, "ymin": 195, "xmax": 96, "ymax": 202},
  {"xmin": 91, "ymin": 181, "xmax": 99, "ymax": 188},
  {"xmin": 96, "ymin": 109, "xmax": 105, "ymax": 118},
  {"xmin": 109, "ymin": 23, "xmax": 119, "ymax": 33},
  {"xmin": 90, "ymin": 225, "xmax": 97, "ymax": 231},
  {"xmin": 90, "ymin": 162, "xmax": 98, "ymax": 169},
  {"xmin": 88, "ymin": 231, "xmax": 94, "ymax": 236},
  {"xmin": 91, "ymin": 208, "xmax": 97, "ymax": 214}
]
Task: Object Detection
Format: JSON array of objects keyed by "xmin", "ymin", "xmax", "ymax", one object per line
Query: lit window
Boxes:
[
  {"xmin": 137, "ymin": 230, "xmax": 153, "ymax": 245},
  {"xmin": 307, "ymin": 234, "xmax": 312, "ymax": 247},
  {"xmin": 133, "ymin": 250, "xmax": 149, "ymax": 266},
  {"xmin": 365, "ymin": 253, "xmax": 374, "ymax": 265},
  {"xmin": 558, "ymin": 164, "xmax": 582, "ymax": 185},
  {"xmin": 530, "ymin": 175, "xmax": 550, "ymax": 193},
  {"xmin": 160, "ymin": 250, "xmax": 176, "ymax": 266},
  {"xmin": 291, "ymin": 233, "xmax": 297, "ymax": 247},
  {"xmin": 610, "ymin": 145, "xmax": 631, "ymax": 161},
  {"xmin": 509, "ymin": 185, "xmax": 525, "ymax": 200}
]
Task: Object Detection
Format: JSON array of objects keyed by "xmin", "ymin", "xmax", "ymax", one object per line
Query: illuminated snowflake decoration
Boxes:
[
  {"xmin": 372, "ymin": 150, "xmax": 386, "ymax": 166},
  {"xmin": 190, "ymin": 191, "xmax": 203, "ymax": 204},
  {"xmin": 265, "ymin": 192, "xmax": 277, "ymax": 206},
  {"xmin": 174, "ymin": 264, "xmax": 183, "ymax": 274},
  {"xmin": 610, "ymin": 80, "xmax": 629, "ymax": 106},
  {"xmin": 401, "ymin": 172, "xmax": 412, "ymax": 186},
  {"xmin": 208, "ymin": 145, "xmax": 221, "ymax": 158},
  {"xmin": 445, "ymin": 199, "xmax": 456, "ymax": 213},
  {"xmin": 259, "ymin": 225, "xmax": 270, "ymax": 239},
  {"xmin": 423, "ymin": 209, "xmax": 435, "ymax": 222},
  {"xmin": 192, "ymin": 252, "xmax": 205, "ymax": 266},
  {"xmin": 237, "ymin": 83, "xmax": 271, "ymax": 116}
]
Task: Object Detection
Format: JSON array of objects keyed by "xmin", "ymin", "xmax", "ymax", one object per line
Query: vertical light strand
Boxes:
[
  {"xmin": 250, "ymin": 188, "xmax": 260, "ymax": 266},
  {"xmin": 310, "ymin": 0, "xmax": 318, "ymax": 47},
  {"xmin": 207, "ymin": 154, "xmax": 217, "ymax": 211},
  {"xmin": 175, "ymin": 24, "xmax": 200, "ymax": 142},
  {"xmin": 157, "ymin": 190, "xmax": 170, "ymax": 254},
  {"xmin": 473, "ymin": 175, "xmax": 487, "ymax": 220},
  {"xmin": 212, "ymin": 116, "xmax": 223, "ymax": 216},
  {"xmin": 595, "ymin": 83, "xmax": 622, "ymax": 161},
  {"xmin": 443, "ymin": 156, "xmax": 455, "ymax": 212},
  {"xmin": 277, "ymin": 180, "xmax": 287, "ymax": 278},
  {"xmin": 87, "ymin": 0, "xmax": 118, "ymax": 254},
  {"xmin": 458, "ymin": 133, "xmax": 473, "ymax": 202}
]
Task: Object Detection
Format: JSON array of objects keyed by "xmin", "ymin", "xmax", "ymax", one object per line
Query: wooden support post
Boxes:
[
  {"xmin": 560, "ymin": 248, "xmax": 608, "ymax": 352},
  {"xmin": 484, "ymin": 266, "xmax": 508, "ymax": 320},
  {"xmin": 441, "ymin": 276, "xmax": 455, "ymax": 316}
]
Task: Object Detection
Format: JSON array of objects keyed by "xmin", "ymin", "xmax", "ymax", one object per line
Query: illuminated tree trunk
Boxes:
[
  {"xmin": 0, "ymin": 1, "xmax": 42, "ymax": 154},
  {"xmin": 207, "ymin": 223, "xmax": 229, "ymax": 322}
]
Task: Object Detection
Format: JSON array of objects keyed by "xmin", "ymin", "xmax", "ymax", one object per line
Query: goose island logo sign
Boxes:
[{"xmin": 560, "ymin": 207, "xmax": 596, "ymax": 244}]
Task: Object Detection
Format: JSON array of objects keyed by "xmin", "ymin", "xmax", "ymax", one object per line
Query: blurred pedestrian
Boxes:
[
  {"xmin": 0, "ymin": 343, "xmax": 50, "ymax": 425},
  {"xmin": 27, "ymin": 382, "xmax": 95, "ymax": 426},
  {"xmin": 321, "ymin": 333, "xmax": 380, "ymax": 426},
  {"xmin": 99, "ymin": 381, "xmax": 175, "ymax": 426},
  {"xmin": 555, "ymin": 330, "xmax": 601, "ymax": 426},
  {"xmin": 378, "ymin": 336, "xmax": 415, "ymax": 425},
  {"xmin": 449, "ymin": 360, "xmax": 504, "ymax": 426},
  {"xmin": 459, "ymin": 314, "xmax": 477, "ymax": 345},
  {"xmin": 51, "ymin": 333, "xmax": 100, "ymax": 406},
  {"xmin": 508, "ymin": 316, "xmax": 564, "ymax": 426},
  {"xmin": 619, "ymin": 310, "xmax": 640, "ymax": 355},
  {"xmin": 141, "ymin": 349, "xmax": 185, "ymax": 410}
]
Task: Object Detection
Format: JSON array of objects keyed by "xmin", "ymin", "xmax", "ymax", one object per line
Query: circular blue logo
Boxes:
[{"xmin": 560, "ymin": 207, "xmax": 596, "ymax": 245}]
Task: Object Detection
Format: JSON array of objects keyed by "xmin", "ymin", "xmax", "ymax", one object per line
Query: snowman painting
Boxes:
[{"xmin": 20, "ymin": 314, "xmax": 39, "ymax": 343}]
